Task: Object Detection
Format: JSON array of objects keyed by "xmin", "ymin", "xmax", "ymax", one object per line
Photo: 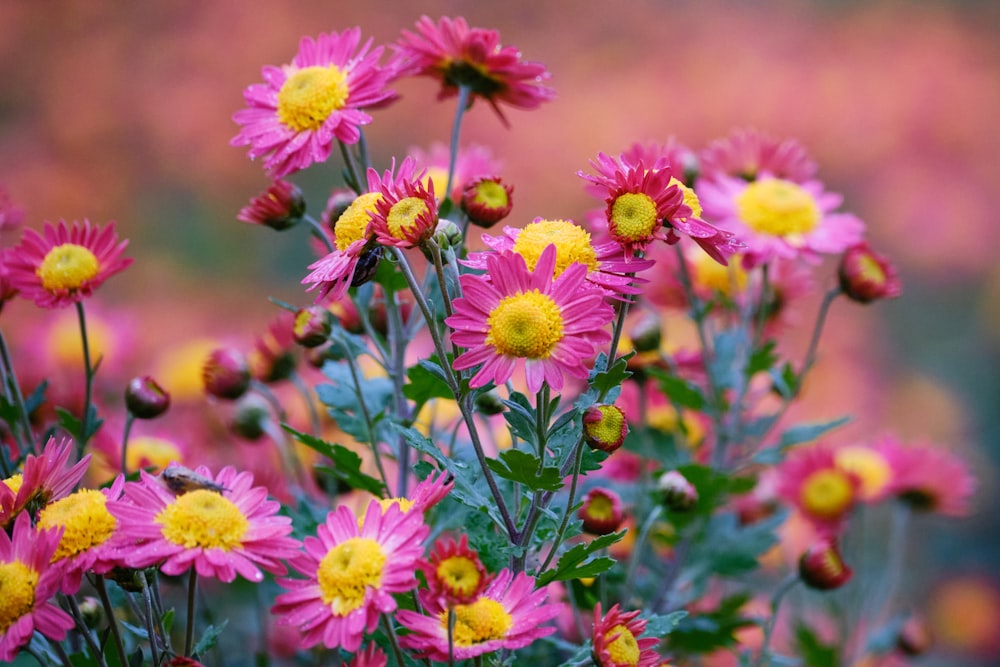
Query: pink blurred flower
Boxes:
[
  {"xmin": 0, "ymin": 185, "xmax": 25, "ymax": 233},
  {"xmin": 410, "ymin": 141, "xmax": 502, "ymax": 201},
  {"xmin": 777, "ymin": 444, "xmax": 860, "ymax": 535},
  {"xmin": 0, "ymin": 436, "xmax": 90, "ymax": 528},
  {"xmin": 446, "ymin": 245, "xmax": 614, "ymax": 393},
  {"xmin": 591, "ymin": 602, "xmax": 661, "ymax": 667},
  {"xmin": 232, "ymin": 29, "xmax": 398, "ymax": 177},
  {"xmin": 346, "ymin": 644, "xmax": 387, "ymax": 667},
  {"xmin": 6, "ymin": 219, "xmax": 132, "ymax": 309},
  {"xmin": 698, "ymin": 128, "xmax": 818, "ymax": 183},
  {"xmin": 877, "ymin": 436, "xmax": 976, "ymax": 516}
]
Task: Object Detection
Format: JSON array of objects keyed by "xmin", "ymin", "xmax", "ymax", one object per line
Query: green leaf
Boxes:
[
  {"xmin": 55, "ymin": 406, "xmax": 82, "ymax": 441},
  {"xmin": 501, "ymin": 395, "xmax": 538, "ymax": 446},
  {"xmin": 770, "ymin": 361, "xmax": 799, "ymax": 398},
  {"xmin": 536, "ymin": 530, "xmax": 624, "ymax": 586},
  {"xmin": 667, "ymin": 593, "xmax": 756, "ymax": 654},
  {"xmin": 403, "ymin": 357, "xmax": 455, "ymax": 409},
  {"xmin": 746, "ymin": 341, "xmax": 778, "ymax": 377},
  {"xmin": 193, "ymin": 619, "xmax": 229, "ymax": 656},
  {"xmin": 485, "ymin": 449, "xmax": 563, "ymax": 492},
  {"xmin": 648, "ymin": 368, "xmax": 706, "ymax": 410},
  {"xmin": 284, "ymin": 425, "xmax": 386, "ymax": 496},
  {"xmin": 779, "ymin": 416, "xmax": 851, "ymax": 448},
  {"xmin": 641, "ymin": 610, "xmax": 687, "ymax": 638},
  {"xmin": 794, "ymin": 623, "xmax": 839, "ymax": 667},
  {"xmin": 372, "ymin": 255, "xmax": 408, "ymax": 293},
  {"xmin": 589, "ymin": 352, "xmax": 633, "ymax": 396}
]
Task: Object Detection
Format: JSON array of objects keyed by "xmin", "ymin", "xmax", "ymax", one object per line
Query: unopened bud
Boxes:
[
  {"xmin": 78, "ymin": 596, "xmax": 103, "ymax": 629},
  {"xmin": 461, "ymin": 176, "xmax": 513, "ymax": 229},
  {"xmin": 475, "ymin": 390, "xmax": 506, "ymax": 416},
  {"xmin": 583, "ymin": 404, "xmax": 629, "ymax": 454},
  {"xmin": 202, "ymin": 348, "xmax": 251, "ymax": 400},
  {"xmin": 838, "ymin": 242, "xmax": 902, "ymax": 304},
  {"xmin": 629, "ymin": 312, "xmax": 663, "ymax": 353},
  {"xmin": 798, "ymin": 538, "xmax": 852, "ymax": 590},
  {"xmin": 656, "ymin": 470, "xmax": 698, "ymax": 511},
  {"xmin": 432, "ymin": 218, "xmax": 464, "ymax": 251},
  {"xmin": 125, "ymin": 376, "xmax": 171, "ymax": 419},
  {"xmin": 578, "ymin": 488, "xmax": 624, "ymax": 536},
  {"xmin": 292, "ymin": 306, "xmax": 332, "ymax": 348},
  {"xmin": 229, "ymin": 394, "xmax": 270, "ymax": 441},
  {"xmin": 237, "ymin": 179, "xmax": 305, "ymax": 231}
]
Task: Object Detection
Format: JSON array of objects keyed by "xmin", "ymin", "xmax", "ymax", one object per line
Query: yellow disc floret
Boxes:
[
  {"xmin": 486, "ymin": 290, "xmax": 564, "ymax": 359},
  {"xmin": 2, "ymin": 474, "xmax": 24, "ymax": 496},
  {"xmin": 473, "ymin": 180, "xmax": 510, "ymax": 208},
  {"xmin": 692, "ymin": 252, "xmax": 748, "ymax": 296},
  {"xmin": 735, "ymin": 179, "xmax": 820, "ymax": 237},
  {"xmin": 334, "ymin": 192, "xmax": 381, "ymax": 252},
  {"xmin": 445, "ymin": 598, "xmax": 513, "ymax": 646},
  {"xmin": 437, "ymin": 555, "xmax": 482, "ymax": 598},
  {"xmin": 604, "ymin": 624, "xmax": 641, "ymax": 666},
  {"xmin": 156, "ymin": 489, "xmax": 249, "ymax": 551},
  {"xmin": 37, "ymin": 244, "xmax": 99, "ymax": 292},
  {"xmin": 0, "ymin": 561, "xmax": 38, "ymax": 634},
  {"xmin": 37, "ymin": 489, "xmax": 117, "ymax": 561},
  {"xmin": 585, "ymin": 493, "xmax": 615, "ymax": 522},
  {"xmin": 835, "ymin": 446, "xmax": 891, "ymax": 500},
  {"xmin": 277, "ymin": 65, "xmax": 349, "ymax": 132},
  {"xmin": 669, "ymin": 177, "xmax": 703, "ymax": 218},
  {"xmin": 317, "ymin": 537, "xmax": 386, "ymax": 615},
  {"xmin": 609, "ymin": 193, "xmax": 659, "ymax": 241},
  {"xmin": 585, "ymin": 406, "xmax": 626, "ymax": 446},
  {"xmin": 386, "ymin": 197, "xmax": 430, "ymax": 239},
  {"xmin": 512, "ymin": 219, "xmax": 598, "ymax": 276},
  {"xmin": 800, "ymin": 469, "xmax": 854, "ymax": 520}
]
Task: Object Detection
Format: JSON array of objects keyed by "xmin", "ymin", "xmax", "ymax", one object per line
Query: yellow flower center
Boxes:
[
  {"xmin": 800, "ymin": 469, "xmax": 854, "ymax": 520},
  {"xmin": 2, "ymin": 474, "xmax": 24, "ymax": 496},
  {"xmin": 669, "ymin": 177, "xmax": 703, "ymax": 218},
  {"xmin": 436, "ymin": 555, "xmax": 482, "ymax": 598},
  {"xmin": 473, "ymin": 181, "xmax": 509, "ymax": 209},
  {"xmin": 692, "ymin": 252, "xmax": 748, "ymax": 295},
  {"xmin": 0, "ymin": 561, "xmax": 38, "ymax": 635},
  {"xmin": 317, "ymin": 537, "xmax": 386, "ymax": 616},
  {"xmin": 423, "ymin": 166, "xmax": 449, "ymax": 198},
  {"xmin": 512, "ymin": 219, "xmax": 598, "ymax": 277},
  {"xmin": 334, "ymin": 192, "xmax": 381, "ymax": 252},
  {"xmin": 444, "ymin": 598, "xmax": 513, "ymax": 646},
  {"xmin": 735, "ymin": 179, "xmax": 820, "ymax": 237},
  {"xmin": 485, "ymin": 290, "xmax": 564, "ymax": 360},
  {"xmin": 585, "ymin": 406, "xmax": 625, "ymax": 445},
  {"xmin": 37, "ymin": 243, "xmax": 99, "ymax": 292},
  {"xmin": 276, "ymin": 65, "xmax": 349, "ymax": 132},
  {"xmin": 124, "ymin": 436, "xmax": 183, "ymax": 473},
  {"xmin": 604, "ymin": 624, "xmax": 641, "ymax": 666},
  {"xmin": 856, "ymin": 254, "xmax": 887, "ymax": 284},
  {"xmin": 156, "ymin": 489, "xmax": 249, "ymax": 550},
  {"xmin": 37, "ymin": 489, "xmax": 117, "ymax": 561},
  {"xmin": 386, "ymin": 197, "xmax": 430, "ymax": 239},
  {"xmin": 155, "ymin": 339, "xmax": 219, "ymax": 402},
  {"xmin": 610, "ymin": 193, "xmax": 659, "ymax": 241},
  {"xmin": 834, "ymin": 446, "xmax": 891, "ymax": 500},
  {"xmin": 585, "ymin": 493, "xmax": 615, "ymax": 521},
  {"xmin": 47, "ymin": 311, "xmax": 112, "ymax": 368}
]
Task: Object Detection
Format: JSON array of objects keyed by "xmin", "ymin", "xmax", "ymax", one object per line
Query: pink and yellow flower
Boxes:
[
  {"xmin": 272, "ymin": 500, "xmax": 428, "ymax": 652},
  {"xmin": 394, "ymin": 15, "xmax": 555, "ymax": 125},
  {"xmin": 877, "ymin": 436, "xmax": 976, "ymax": 516},
  {"xmin": 777, "ymin": 444, "xmax": 860, "ymax": 535},
  {"xmin": 367, "ymin": 157, "xmax": 438, "ymax": 249},
  {"xmin": 420, "ymin": 534, "xmax": 492, "ymax": 607},
  {"xmin": 110, "ymin": 466, "xmax": 300, "ymax": 583},
  {"xmin": 591, "ymin": 602, "xmax": 661, "ymax": 667},
  {"xmin": 0, "ymin": 513, "xmax": 75, "ymax": 661},
  {"xmin": 410, "ymin": 141, "xmax": 502, "ymax": 202},
  {"xmin": 446, "ymin": 245, "xmax": 614, "ymax": 393},
  {"xmin": 232, "ymin": 29, "xmax": 398, "ymax": 177},
  {"xmin": 698, "ymin": 128, "xmax": 818, "ymax": 183},
  {"xmin": 397, "ymin": 568, "xmax": 561, "ymax": 661},
  {"xmin": 6, "ymin": 219, "xmax": 132, "ymax": 309},
  {"xmin": 1, "ymin": 436, "xmax": 90, "ymax": 528}
]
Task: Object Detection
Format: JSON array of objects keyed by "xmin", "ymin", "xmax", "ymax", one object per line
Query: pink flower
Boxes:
[
  {"xmin": 698, "ymin": 128, "xmax": 818, "ymax": 183},
  {"xmin": 346, "ymin": 643, "xmax": 387, "ymax": 667},
  {"xmin": 367, "ymin": 157, "xmax": 438, "ymax": 249},
  {"xmin": 5, "ymin": 219, "xmax": 132, "ymax": 308},
  {"xmin": 446, "ymin": 245, "xmax": 614, "ymax": 393},
  {"xmin": 777, "ymin": 444, "xmax": 860, "ymax": 535},
  {"xmin": 232, "ymin": 29, "xmax": 398, "ymax": 177},
  {"xmin": 110, "ymin": 466, "xmax": 300, "ymax": 583},
  {"xmin": 410, "ymin": 141, "xmax": 503, "ymax": 201},
  {"xmin": 397, "ymin": 568, "xmax": 561, "ymax": 661},
  {"xmin": 237, "ymin": 179, "xmax": 306, "ymax": 231},
  {"xmin": 272, "ymin": 500, "xmax": 428, "ymax": 652},
  {"xmin": 394, "ymin": 15, "xmax": 555, "ymax": 125},
  {"xmin": 1, "ymin": 436, "xmax": 90, "ymax": 528},
  {"xmin": 0, "ymin": 513, "xmax": 75, "ymax": 661},
  {"xmin": 591, "ymin": 603, "xmax": 661, "ymax": 667},
  {"xmin": 877, "ymin": 436, "xmax": 976, "ymax": 516}
]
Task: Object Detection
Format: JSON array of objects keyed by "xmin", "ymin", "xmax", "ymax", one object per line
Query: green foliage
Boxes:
[
  {"xmin": 535, "ymin": 530, "xmax": 624, "ymax": 586},
  {"xmin": 486, "ymin": 448, "xmax": 564, "ymax": 492},
  {"xmin": 668, "ymin": 593, "xmax": 757, "ymax": 654},
  {"xmin": 284, "ymin": 425, "xmax": 387, "ymax": 496},
  {"xmin": 794, "ymin": 623, "xmax": 840, "ymax": 667}
]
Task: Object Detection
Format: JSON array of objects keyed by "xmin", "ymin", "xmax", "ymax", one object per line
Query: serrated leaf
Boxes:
[
  {"xmin": 485, "ymin": 449, "xmax": 563, "ymax": 492},
  {"xmin": 589, "ymin": 352, "xmax": 633, "ymax": 396},
  {"xmin": 284, "ymin": 425, "xmax": 385, "ymax": 496},
  {"xmin": 55, "ymin": 406, "xmax": 82, "ymax": 440},
  {"xmin": 779, "ymin": 416, "xmax": 850, "ymax": 448},
  {"xmin": 119, "ymin": 620, "xmax": 149, "ymax": 640},
  {"xmin": 770, "ymin": 362, "xmax": 799, "ymax": 398},
  {"xmin": 536, "ymin": 530, "xmax": 624, "ymax": 586},
  {"xmin": 648, "ymin": 368, "xmax": 706, "ymax": 410},
  {"xmin": 403, "ymin": 357, "xmax": 455, "ymax": 408},
  {"xmin": 193, "ymin": 620, "xmax": 229, "ymax": 656},
  {"xmin": 501, "ymin": 396, "xmax": 538, "ymax": 445},
  {"xmin": 641, "ymin": 611, "xmax": 687, "ymax": 638},
  {"xmin": 794, "ymin": 623, "xmax": 839, "ymax": 667},
  {"xmin": 746, "ymin": 341, "xmax": 778, "ymax": 377}
]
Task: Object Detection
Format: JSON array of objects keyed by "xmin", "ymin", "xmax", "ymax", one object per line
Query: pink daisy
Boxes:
[
  {"xmin": 1, "ymin": 436, "xmax": 90, "ymax": 528},
  {"xmin": 5, "ymin": 219, "xmax": 132, "ymax": 309},
  {"xmin": 698, "ymin": 127, "xmax": 818, "ymax": 183},
  {"xmin": 591, "ymin": 603, "xmax": 661, "ymax": 667},
  {"xmin": 397, "ymin": 568, "xmax": 561, "ymax": 661},
  {"xmin": 232, "ymin": 28, "xmax": 398, "ymax": 177},
  {"xmin": 419, "ymin": 534, "xmax": 493, "ymax": 608},
  {"xmin": 0, "ymin": 513, "xmax": 75, "ymax": 661},
  {"xmin": 346, "ymin": 643, "xmax": 387, "ymax": 667},
  {"xmin": 777, "ymin": 444, "xmax": 861, "ymax": 535},
  {"xmin": 237, "ymin": 179, "xmax": 306, "ymax": 231},
  {"xmin": 876, "ymin": 436, "xmax": 976, "ymax": 516},
  {"xmin": 393, "ymin": 15, "xmax": 555, "ymax": 125},
  {"xmin": 697, "ymin": 173, "xmax": 865, "ymax": 267},
  {"xmin": 445, "ymin": 245, "xmax": 614, "ymax": 393},
  {"xmin": 464, "ymin": 218, "xmax": 655, "ymax": 299},
  {"xmin": 110, "ymin": 466, "xmax": 300, "ymax": 583},
  {"xmin": 272, "ymin": 499, "xmax": 428, "ymax": 652},
  {"xmin": 368, "ymin": 156, "xmax": 439, "ymax": 249}
]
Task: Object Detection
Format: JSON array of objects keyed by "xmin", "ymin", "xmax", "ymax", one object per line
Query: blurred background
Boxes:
[{"xmin": 1, "ymin": 1, "xmax": 998, "ymax": 664}]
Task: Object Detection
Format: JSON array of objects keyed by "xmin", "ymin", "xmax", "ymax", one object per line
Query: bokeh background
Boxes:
[{"xmin": 1, "ymin": 1, "xmax": 998, "ymax": 664}]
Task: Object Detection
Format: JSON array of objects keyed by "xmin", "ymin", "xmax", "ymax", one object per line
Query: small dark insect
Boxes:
[
  {"xmin": 160, "ymin": 464, "xmax": 227, "ymax": 496},
  {"xmin": 350, "ymin": 245, "xmax": 383, "ymax": 287}
]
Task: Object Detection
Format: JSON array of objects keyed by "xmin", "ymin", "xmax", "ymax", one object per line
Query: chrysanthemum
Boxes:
[
  {"xmin": 410, "ymin": 141, "xmax": 502, "ymax": 202},
  {"xmin": 579, "ymin": 487, "xmax": 625, "ymax": 535},
  {"xmin": 876, "ymin": 436, "xmax": 976, "ymax": 516},
  {"xmin": 0, "ymin": 436, "xmax": 90, "ymax": 528},
  {"xmin": 5, "ymin": 219, "xmax": 132, "ymax": 308},
  {"xmin": 420, "ymin": 534, "xmax": 492, "ymax": 607},
  {"xmin": 368, "ymin": 157, "xmax": 438, "ymax": 249},
  {"xmin": 698, "ymin": 128, "xmax": 818, "ymax": 183},
  {"xmin": 36, "ymin": 475, "xmax": 125, "ymax": 594},
  {"xmin": 346, "ymin": 643, "xmax": 387, "ymax": 667},
  {"xmin": 446, "ymin": 245, "xmax": 614, "ymax": 393},
  {"xmin": 302, "ymin": 190, "xmax": 383, "ymax": 303},
  {"xmin": 394, "ymin": 15, "xmax": 555, "ymax": 125},
  {"xmin": 272, "ymin": 500, "xmax": 428, "ymax": 652},
  {"xmin": 464, "ymin": 219, "xmax": 655, "ymax": 299},
  {"xmin": 0, "ymin": 513, "xmax": 75, "ymax": 661},
  {"xmin": 833, "ymin": 443, "xmax": 894, "ymax": 503},
  {"xmin": 237, "ymin": 179, "xmax": 306, "ymax": 231},
  {"xmin": 110, "ymin": 466, "xmax": 300, "ymax": 583},
  {"xmin": 232, "ymin": 29, "xmax": 398, "ymax": 177},
  {"xmin": 362, "ymin": 468, "xmax": 455, "ymax": 529},
  {"xmin": 777, "ymin": 445, "xmax": 860, "ymax": 534},
  {"xmin": 397, "ymin": 568, "xmax": 561, "ymax": 661},
  {"xmin": 591, "ymin": 603, "xmax": 661, "ymax": 667},
  {"xmin": 697, "ymin": 173, "xmax": 865, "ymax": 267}
]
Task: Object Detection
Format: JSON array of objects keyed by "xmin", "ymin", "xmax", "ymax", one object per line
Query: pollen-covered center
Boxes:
[
  {"xmin": 437, "ymin": 555, "xmax": 482, "ymax": 598},
  {"xmin": 604, "ymin": 624, "xmax": 641, "ymax": 665},
  {"xmin": 0, "ymin": 561, "xmax": 39, "ymax": 634},
  {"xmin": 835, "ymin": 447, "xmax": 891, "ymax": 500},
  {"xmin": 692, "ymin": 252, "xmax": 747, "ymax": 295},
  {"xmin": 473, "ymin": 180, "xmax": 509, "ymax": 208},
  {"xmin": 277, "ymin": 65, "xmax": 349, "ymax": 132},
  {"xmin": 800, "ymin": 469, "xmax": 854, "ymax": 520},
  {"xmin": 334, "ymin": 192, "xmax": 382, "ymax": 251},
  {"xmin": 512, "ymin": 219, "xmax": 598, "ymax": 276},
  {"xmin": 856, "ymin": 254, "xmax": 888, "ymax": 284},
  {"xmin": 585, "ymin": 406, "xmax": 625, "ymax": 446},
  {"xmin": 610, "ymin": 193, "xmax": 659, "ymax": 241},
  {"xmin": 37, "ymin": 489, "xmax": 117, "ymax": 560},
  {"xmin": 386, "ymin": 197, "xmax": 430, "ymax": 239},
  {"xmin": 2, "ymin": 474, "xmax": 23, "ymax": 496},
  {"xmin": 669, "ymin": 177, "xmax": 703, "ymax": 218},
  {"xmin": 584, "ymin": 493, "xmax": 615, "ymax": 521},
  {"xmin": 444, "ymin": 598, "xmax": 513, "ymax": 646},
  {"xmin": 317, "ymin": 537, "xmax": 386, "ymax": 616},
  {"xmin": 156, "ymin": 489, "xmax": 249, "ymax": 550},
  {"xmin": 37, "ymin": 243, "xmax": 100, "ymax": 292},
  {"xmin": 735, "ymin": 178, "xmax": 820, "ymax": 237},
  {"xmin": 485, "ymin": 290, "xmax": 564, "ymax": 359}
]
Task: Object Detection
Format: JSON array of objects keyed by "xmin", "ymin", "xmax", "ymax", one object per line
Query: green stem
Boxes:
[
  {"xmin": 304, "ymin": 213, "xmax": 335, "ymax": 254},
  {"xmin": 290, "ymin": 371, "xmax": 322, "ymax": 437},
  {"xmin": 338, "ymin": 140, "xmax": 365, "ymax": 195},
  {"xmin": 95, "ymin": 575, "xmax": 129, "ymax": 667},
  {"xmin": 120, "ymin": 412, "xmax": 135, "ymax": 476},
  {"xmin": 139, "ymin": 571, "xmax": 161, "ymax": 666},
  {"xmin": 445, "ymin": 85, "xmax": 473, "ymax": 206},
  {"xmin": 386, "ymin": 290, "xmax": 412, "ymax": 497},
  {"xmin": 75, "ymin": 301, "xmax": 96, "ymax": 461},
  {"xmin": 381, "ymin": 613, "xmax": 407, "ymax": 667},
  {"xmin": 447, "ymin": 607, "xmax": 457, "ymax": 667},
  {"xmin": 185, "ymin": 568, "xmax": 197, "ymax": 657},
  {"xmin": 0, "ymin": 327, "xmax": 33, "ymax": 461},
  {"xmin": 63, "ymin": 594, "xmax": 109, "ymax": 667},
  {"xmin": 757, "ymin": 574, "xmax": 800, "ymax": 667},
  {"xmin": 342, "ymin": 338, "xmax": 390, "ymax": 495}
]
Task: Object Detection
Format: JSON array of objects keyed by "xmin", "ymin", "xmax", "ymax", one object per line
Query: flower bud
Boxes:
[
  {"xmin": 106, "ymin": 567, "xmax": 144, "ymax": 593},
  {"xmin": 321, "ymin": 188, "xmax": 358, "ymax": 229},
  {"xmin": 78, "ymin": 596, "xmax": 103, "ymax": 629},
  {"xmin": 629, "ymin": 312, "xmax": 663, "ymax": 354},
  {"xmin": 431, "ymin": 218, "xmax": 464, "ymax": 251},
  {"xmin": 461, "ymin": 176, "xmax": 513, "ymax": 229},
  {"xmin": 229, "ymin": 394, "xmax": 270, "ymax": 441},
  {"xmin": 475, "ymin": 389, "xmax": 506, "ymax": 416},
  {"xmin": 583, "ymin": 404, "xmax": 629, "ymax": 454},
  {"xmin": 124, "ymin": 376, "xmax": 171, "ymax": 419},
  {"xmin": 656, "ymin": 470, "xmax": 698, "ymax": 511},
  {"xmin": 838, "ymin": 242, "xmax": 902, "ymax": 304},
  {"xmin": 237, "ymin": 179, "xmax": 305, "ymax": 231},
  {"xmin": 798, "ymin": 538, "xmax": 852, "ymax": 590},
  {"xmin": 578, "ymin": 488, "xmax": 624, "ymax": 535},
  {"xmin": 896, "ymin": 613, "xmax": 932, "ymax": 656},
  {"xmin": 202, "ymin": 348, "xmax": 251, "ymax": 400},
  {"xmin": 292, "ymin": 305, "xmax": 332, "ymax": 348}
]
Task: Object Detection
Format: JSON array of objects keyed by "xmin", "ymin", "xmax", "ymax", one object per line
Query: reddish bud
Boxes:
[
  {"xmin": 583, "ymin": 404, "xmax": 629, "ymax": 454},
  {"xmin": 799, "ymin": 538, "xmax": 853, "ymax": 590},
  {"xmin": 578, "ymin": 488, "xmax": 624, "ymax": 535},
  {"xmin": 838, "ymin": 242, "xmax": 902, "ymax": 304},
  {"xmin": 124, "ymin": 376, "xmax": 170, "ymax": 419},
  {"xmin": 461, "ymin": 176, "xmax": 513, "ymax": 229},
  {"xmin": 656, "ymin": 470, "xmax": 698, "ymax": 511},
  {"xmin": 293, "ymin": 306, "xmax": 332, "ymax": 348},
  {"xmin": 237, "ymin": 179, "xmax": 305, "ymax": 231},
  {"xmin": 202, "ymin": 348, "xmax": 251, "ymax": 400},
  {"xmin": 629, "ymin": 312, "xmax": 663, "ymax": 353}
]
